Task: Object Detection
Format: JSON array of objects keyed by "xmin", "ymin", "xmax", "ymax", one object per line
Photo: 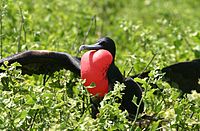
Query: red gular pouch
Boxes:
[{"xmin": 81, "ymin": 49, "xmax": 113, "ymax": 97}]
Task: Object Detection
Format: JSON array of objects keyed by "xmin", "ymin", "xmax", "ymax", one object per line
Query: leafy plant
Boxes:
[{"xmin": 0, "ymin": 0, "xmax": 200, "ymax": 130}]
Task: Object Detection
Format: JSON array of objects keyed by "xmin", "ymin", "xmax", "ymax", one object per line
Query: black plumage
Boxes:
[
  {"xmin": 0, "ymin": 37, "xmax": 200, "ymax": 119},
  {"xmin": 131, "ymin": 60, "xmax": 200, "ymax": 93},
  {"xmin": 0, "ymin": 51, "xmax": 80, "ymax": 75}
]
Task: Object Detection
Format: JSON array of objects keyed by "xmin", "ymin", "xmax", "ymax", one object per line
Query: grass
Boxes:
[{"xmin": 0, "ymin": 0, "xmax": 200, "ymax": 130}]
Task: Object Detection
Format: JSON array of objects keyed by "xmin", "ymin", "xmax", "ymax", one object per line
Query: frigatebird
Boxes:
[
  {"xmin": 0, "ymin": 37, "xmax": 144, "ymax": 118},
  {"xmin": 0, "ymin": 37, "xmax": 200, "ymax": 118}
]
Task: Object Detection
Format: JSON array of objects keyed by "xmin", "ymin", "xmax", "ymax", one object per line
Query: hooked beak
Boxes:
[{"xmin": 79, "ymin": 43, "xmax": 103, "ymax": 52}]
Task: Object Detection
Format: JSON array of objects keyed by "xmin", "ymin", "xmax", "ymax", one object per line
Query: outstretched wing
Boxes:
[
  {"xmin": 0, "ymin": 50, "xmax": 81, "ymax": 75},
  {"xmin": 161, "ymin": 59, "xmax": 200, "ymax": 93},
  {"xmin": 131, "ymin": 59, "xmax": 200, "ymax": 93}
]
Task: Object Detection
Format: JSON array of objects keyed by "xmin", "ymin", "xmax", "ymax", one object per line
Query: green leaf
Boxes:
[
  {"xmin": 25, "ymin": 95, "xmax": 35, "ymax": 105},
  {"xmin": 20, "ymin": 110, "xmax": 28, "ymax": 119},
  {"xmin": 53, "ymin": 101, "xmax": 65, "ymax": 109},
  {"xmin": 32, "ymin": 104, "xmax": 44, "ymax": 110}
]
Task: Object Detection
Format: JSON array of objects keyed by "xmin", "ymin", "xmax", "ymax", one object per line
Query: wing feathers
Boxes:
[
  {"xmin": 131, "ymin": 59, "xmax": 200, "ymax": 93},
  {"xmin": 0, "ymin": 50, "xmax": 81, "ymax": 75}
]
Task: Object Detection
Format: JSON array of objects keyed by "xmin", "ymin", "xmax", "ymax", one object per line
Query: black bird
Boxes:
[
  {"xmin": 0, "ymin": 37, "xmax": 200, "ymax": 118},
  {"xmin": 0, "ymin": 37, "xmax": 144, "ymax": 119}
]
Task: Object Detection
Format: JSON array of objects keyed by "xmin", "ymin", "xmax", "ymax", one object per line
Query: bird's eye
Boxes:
[{"xmin": 100, "ymin": 41, "xmax": 106, "ymax": 46}]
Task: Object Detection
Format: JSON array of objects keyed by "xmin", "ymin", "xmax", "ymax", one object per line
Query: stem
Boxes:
[
  {"xmin": 132, "ymin": 82, "xmax": 144, "ymax": 124},
  {"xmin": 127, "ymin": 52, "xmax": 157, "ymax": 78},
  {"xmin": 138, "ymin": 52, "xmax": 157, "ymax": 77},
  {"xmin": 29, "ymin": 109, "xmax": 39, "ymax": 129},
  {"xmin": 18, "ymin": 6, "xmax": 25, "ymax": 53},
  {"xmin": 23, "ymin": 20, "xmax": 27, "ymax": 50},
  {"xmin": 82, "ymin": 15, "xmax": 96, "ymax": 45},
  {"xmin": 0, "ymin": 2, "xmax": 3, "ymax": 59},
  {"xmin": 43, "ymin": 73, "xmax": 51, "ymax": 86}
]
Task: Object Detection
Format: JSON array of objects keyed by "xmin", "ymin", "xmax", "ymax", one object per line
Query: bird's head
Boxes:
[{"xmin": 79, "ymin": 37, "xmax": 116, "ymax": 60}]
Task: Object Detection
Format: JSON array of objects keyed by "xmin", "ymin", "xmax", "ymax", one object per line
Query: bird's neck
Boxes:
[{"xmin": 107, "ymin": 63, "xmax": 124, "ymax": 87}]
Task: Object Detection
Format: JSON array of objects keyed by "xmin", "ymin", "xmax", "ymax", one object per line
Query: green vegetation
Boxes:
[{"xmin": 0, "ymin": 0, "xmax": 200, "ymax": 130}]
